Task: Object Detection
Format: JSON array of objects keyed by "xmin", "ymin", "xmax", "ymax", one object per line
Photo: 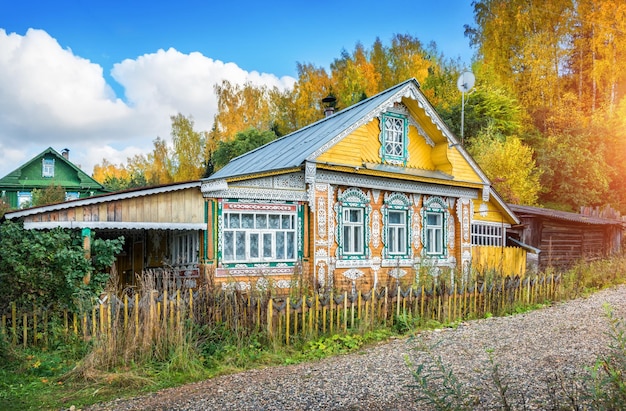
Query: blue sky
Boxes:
[{"xmin": 0, "ymin": 0, "xmax": 476, "ymax": 177}]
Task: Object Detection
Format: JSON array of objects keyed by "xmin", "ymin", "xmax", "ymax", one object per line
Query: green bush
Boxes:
[{"xmin": 0, "ymin": 221, "xmax": 124, "ymax": 312}]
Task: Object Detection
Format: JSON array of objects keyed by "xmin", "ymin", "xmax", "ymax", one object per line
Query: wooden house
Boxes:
[
  {"xmin": 4, "ymin": 79, "xmax": 521, "ymax": 292},
  {"xmin": 0, "ymin": 147, "xmax": 107, "ymax": 209},
  {"xmin": 201, "ymin": 78, "xmax": 519, "ymax": 292},
  {"xmin": 507, "ymin": 204, "xmax": 623, "ymax": 270}
]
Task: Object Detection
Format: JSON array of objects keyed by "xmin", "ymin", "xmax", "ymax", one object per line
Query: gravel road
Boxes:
[{"xmin": 85, "ymin": 285, "xmax": 626, "ymax": 410}]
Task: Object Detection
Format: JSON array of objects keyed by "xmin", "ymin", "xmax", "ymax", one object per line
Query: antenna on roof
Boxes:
[{"xmin": 456, "ymin": 72, "xmax": 475, "ymax": 146}]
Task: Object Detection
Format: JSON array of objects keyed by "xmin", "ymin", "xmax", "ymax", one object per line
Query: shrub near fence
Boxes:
[{"xmin": 1, "ymin": 271, "xmax": 562, "ymax": 348}]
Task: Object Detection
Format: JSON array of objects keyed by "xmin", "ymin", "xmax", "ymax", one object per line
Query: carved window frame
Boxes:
[
  {"xmin": 217, "ymin": 200, "xmax": 303, "ymax": 269},
  {"xmin": 421, "ymin": 196, "xmax": 449, "ymax": 258},
  {"xmin": 382, "ymin": 192, "xmax": 413, "ymax": 260},
  {"xmin": 379, "ymin": 111, "xmax": 408, "ymax": 165},
  {"xmin": 335, "ymin": 187, "xmax": 371, "ymax": 260}
]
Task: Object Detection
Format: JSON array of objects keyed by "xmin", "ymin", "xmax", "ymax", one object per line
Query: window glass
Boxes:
[
  {"xmin": 387, "ymin": 210, "xmax": 407, "ymax": 255},
  {"xmin": 235, "ymin": 232, "xmax": 246, "ymax": 260},
  {"xmin": 424, "ymin": 211, "xmax": 444, "ymax": 255},
  {"xmin": 343, "ymin": 207, "xmax": 364, "ymax": 255},
  {"xmin": 276, "ymin": 232, "xmax": 285, "ymax": 259},
  {"xmin": 17, "ymin": 191, "xmax": 31, "ymax": 208},
  {"xmin": 224, "ymin": 231, "xmax": 234, "ymax": 260},
  {"xmin": 269, "ymin": 214, "xmax": 280, "ymax": 229},
  {"xmin": 263, "ymin": 233, "xmax": 272, "ymax": 258},
  {"xmin": 250, "ymin": 233, "xmax": 259, "ymax": 258},
  {"xmin": 230, "ymin": 214, "xmax": 240, "ymax": 229},
  {"xmin": 42, "ymin": 158, "xmax": 54, "ymax": 178},
  {"xmin": 242, "ymin": 214, "xmax": 254, "ymax": 228}
]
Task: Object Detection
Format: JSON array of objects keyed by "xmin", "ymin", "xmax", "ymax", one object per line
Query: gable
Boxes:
[
  {"xmin": 315, "ymin": 100, "xmax": 483, "ymax": 185},
  {"xmin": 0, "ymin": 147, "xmax": 105, "ymax": 190}
]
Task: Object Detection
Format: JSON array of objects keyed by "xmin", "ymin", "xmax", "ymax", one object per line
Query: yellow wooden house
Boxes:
[
  {"xmin": 4, "ymin": 79, "xmax": 519, "ymax": 292},
  {"xmin": 202, "ymin": 78, "xmax": 519, "ymax": 292}
]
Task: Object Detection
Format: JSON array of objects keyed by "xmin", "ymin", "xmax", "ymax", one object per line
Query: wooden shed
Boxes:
[
  {"xmin": 507, "ymin": 204, "xmax": 624, "ymax": 269},
  {"xmin": 3, "ymin": 181, "xmax": 207, "ymax": 288}
]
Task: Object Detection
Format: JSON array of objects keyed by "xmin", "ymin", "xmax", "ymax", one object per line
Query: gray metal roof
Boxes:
[{"xmin": 206, "ymin": 79, "xmax": 420, "ymax": 181}]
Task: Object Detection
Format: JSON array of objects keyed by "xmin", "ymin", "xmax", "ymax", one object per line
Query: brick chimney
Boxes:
[{"xmin": 61, "ymin": 148, "xmax": 69, "ymax": 160}]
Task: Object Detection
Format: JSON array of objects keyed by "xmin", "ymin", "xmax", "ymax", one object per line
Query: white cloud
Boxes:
[{"xmin": 0, "ymin": 29, "xmax": 296, "ymax": 178}]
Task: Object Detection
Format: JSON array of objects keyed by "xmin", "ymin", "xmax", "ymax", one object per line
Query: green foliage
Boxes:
[
  {"xmin": 536, "ymin": 132, "xmax": 612, "ymax": 210},
  {"xmin": 407, "ymin": 339, "xmax": 473, "ymax": 410},
  {"xmin": 30, "ymin": 184, "xmax": 66, "ymax": 207},
  {"xmin": 0, "ymin": 221, "xmax": 124, "ymax": 312},
  {"xmin": 301, "ymin": 334, "xmax": 364, "ymax": 359},
  {"xmin": 439, "ymin": 68, "xmax": 523, "ymax": 145},
  {"xmin": 211, "ymin": 128, "xmax": 278, "ymax": 172},
  {"xmin": 102, "ymin": 172, "xmax": 147, "ymax": 192},
  {"xmin": 585, "ymin": 304, "xmax": 626, "ymax": 409}
]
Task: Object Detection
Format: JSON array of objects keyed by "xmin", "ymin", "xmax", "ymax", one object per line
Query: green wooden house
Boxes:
[{"xmin": 0, "ymin": 147, "xmax": 108, "ymax": 209}]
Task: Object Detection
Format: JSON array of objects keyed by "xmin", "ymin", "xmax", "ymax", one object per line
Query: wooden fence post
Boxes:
[
  {"xmin": 267, "ymin": 298, "xmax": 273, "ymax": 339},
  {"xmin": 285, "ymin": 296, "xmax": 290, "ymax": 346}
]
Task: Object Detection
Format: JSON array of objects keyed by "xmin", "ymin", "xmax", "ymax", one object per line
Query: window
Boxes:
[
  {"xmin": 424, "ymin": 211, "xmax": 444, "ymax": 255},
  {"xmin": 42, "ymin": 158, "xmax": 54, "ymax": 177},
  {"xmin": 172, "ymin": 232, "xmax": 199, "ymax": 266},
  {"xmin": 335, "ymin": 187, "xmax": 370, "ymax": 259},
  {"xmin": 387, "ymin": 210, "xmax": 407, "ymax": 255},
  {"xmin": 65, "ymin": 192, "xmax": 79, "ymax": 201},
  {"xmin": 380, "ymin": 112, "xmax": 407, "ymax": 164},
  {"xmin": 471, "ymin": 223, "xmax": 503, "ymax": 246},
  {"xmin": 222, "ymin": 211, "xmax": 296, "ymax": 263},
  {"xmin": 17, "ymin": 191, "xmax": 31, "ymax": 208},
  {"xmin": 342, "ymin": 207, "xmax": 364, "ymax": 255}
]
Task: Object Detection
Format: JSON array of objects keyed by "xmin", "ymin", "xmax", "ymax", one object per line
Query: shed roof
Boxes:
[
  {"xmin": 3, "ymin": 181, "xmax": 201, "ymax": 220},
  {"xmin": 508, "ymin": 204, "xmax": 624, "ymax": 226}
]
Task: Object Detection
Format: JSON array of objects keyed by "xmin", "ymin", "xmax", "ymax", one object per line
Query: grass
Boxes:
[{"xmin": 3, "ymin": 255, "xmax": 626, "ymax": 410}]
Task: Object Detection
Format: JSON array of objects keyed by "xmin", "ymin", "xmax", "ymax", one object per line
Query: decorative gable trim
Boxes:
[{"xmin": 307, "ymin": 82, "xmax": 421, "ymax": 161}]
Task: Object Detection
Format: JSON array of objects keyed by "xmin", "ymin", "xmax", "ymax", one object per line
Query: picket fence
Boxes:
[{"xmin": 2, "ymin": 272, "xmax": 562, "ymax": 348}]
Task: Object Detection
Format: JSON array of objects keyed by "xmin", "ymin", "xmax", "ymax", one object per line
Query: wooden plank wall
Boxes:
[
  {"xmin": 23, "ymin": 188, "xmax": 205, "ymax": 224},
  {"xmin": 539, "ymin": 222, "xmax": 607, "ymax": 268}
]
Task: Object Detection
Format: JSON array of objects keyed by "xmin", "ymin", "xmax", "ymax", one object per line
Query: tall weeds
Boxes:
[{"xmin": 64, "ymin": 267, "xmax": 206, "ymax": 385}]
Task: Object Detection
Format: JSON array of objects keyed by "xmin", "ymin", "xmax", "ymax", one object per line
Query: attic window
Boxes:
[
  {"xmin": 42, "ymin": 158, "xmax": 55, "ymax": 178},
  {"xmin": 380, "ymin": 112, "xmax": 407, "ymax": 165}
]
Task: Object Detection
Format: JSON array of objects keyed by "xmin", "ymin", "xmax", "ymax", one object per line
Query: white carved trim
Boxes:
[
  {"xmin": 317, "ymin": 170, "xmax": 478, "ymax": 199},
  {"xmin": 388, "ymin": 268, "xmax": 407, "ymax": 279},
  {"xmin": 343, "ymin": 269, "xmax": 365, "ymax": 280},
  {"xmin": 371, "ymin": 210, "xmax": 381, "ymax": 248}
]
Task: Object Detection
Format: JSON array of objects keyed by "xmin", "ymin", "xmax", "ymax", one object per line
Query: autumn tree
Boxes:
[
  {"xmin": 170, "ymin": 114, "xmax": 208, "ymax": 182},
  {"xmin": 330, "ymin": 43, "xmax": 380, "ymax": 108},
  {"xmin": 212, "ymin": 81, "xmax": 276, "ymax": 147},
  {"xmin": 469, "ymin": 125, "xmax": 541, "ymax": 205}
]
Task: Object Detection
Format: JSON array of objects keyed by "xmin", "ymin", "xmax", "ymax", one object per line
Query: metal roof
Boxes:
[
  {"xmin": 3, "ymin": 181, "xmax": 201, "ymax": 220},
  {"xmin": 206, "ymin": 79, "xmax": 424, "ymax": 181},
  {"xmin": 508, "ymin": 203, "xmax": 624, "ymax": 226}
]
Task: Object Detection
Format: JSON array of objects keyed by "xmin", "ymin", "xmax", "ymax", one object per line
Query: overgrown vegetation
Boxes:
[
  {"xmin": 0, "ymin": 221, "xmax": 124, "ymax": 312},
  {"xmin": 1, "ymin": 254, "xmax": 626, "ymax": 410}
]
